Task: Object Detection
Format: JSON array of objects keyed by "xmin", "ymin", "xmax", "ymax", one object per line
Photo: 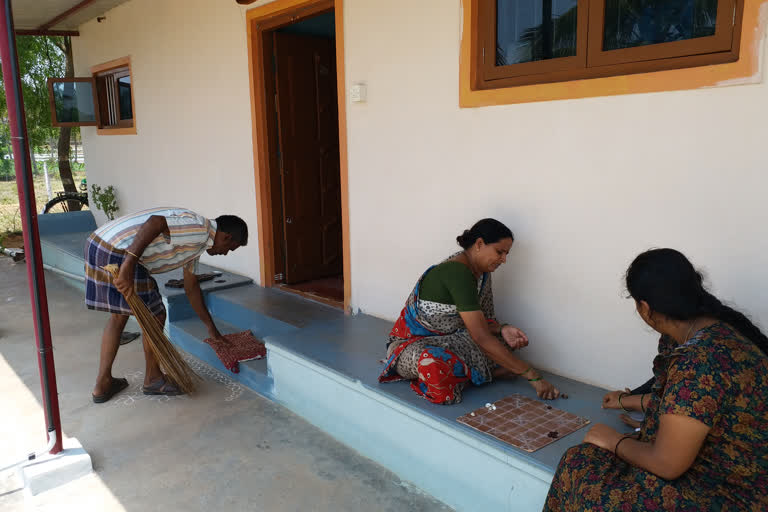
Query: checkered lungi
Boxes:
[{"xmin": 84, "ymin": 234, "xmax": 165, "ymax": 317}]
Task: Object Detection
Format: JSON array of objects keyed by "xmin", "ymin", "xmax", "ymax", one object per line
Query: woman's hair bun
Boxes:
[
  {"xmin": 456, "ymin": 219, "xmax": 513, "ymax": 250},
  {"xmin": 456, "ymin": 230, "xmax": 471, "ymax": 248}
]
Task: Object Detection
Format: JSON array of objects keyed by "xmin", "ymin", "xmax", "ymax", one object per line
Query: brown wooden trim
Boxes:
[
  {"xmin": 729, "ymin": 0, "xmax": 745, "ymax": 59},
  {"xmin": 469, "ymin": 0, "xmax": 482, "ymax": 90},
  {"xmin": 39, "ymin": 0, "xmax": 100, "ymax": 30},
  {"xmin": 96, "ymin": 127, "xmax": 137, "ymax": 135},
  {"xmin": 278, "ymin": 285, "xmax": 343, "ymax": 309},
  {"xmin": 262, "ymin": 32, "xmax": 286, "ymax": 283},
  {"xmin": 16, "ymin": 29, "xmax": 79, "ymax": 37},
  {"xmin": 334, "ymin": 0, "xmax": 351, "ymax": 313},
  {"xmin": 588, "ymin": 0, "xmax": 737, "ymax": 67},
  {"xmin": 89, "ymin": 56, "xmax": 136, "ymax": 132},
  {"xmin": 481, "ymin": 0, "xmax": 589, "ymax": 81},
  {"xmin": 246, "ymin": 0, "xmax": 352, "ymax": 312},
  {"xmin": 89, "ymin": 56, "xmax": 131, "ymax": 75},
  {"xmin": 478, "ymin": 50, "xmax": 739, "ymax": 89},
  {"xmin": 47, "ymin": 77, "xmax": 99, "ymax": 127},
  {"xmin": 253, "ymin": 1, "xmax": 333, "ymax": 32},
  {"xmin": 246, "ymin": 17, "xmax": 274, "ymax": 287}
]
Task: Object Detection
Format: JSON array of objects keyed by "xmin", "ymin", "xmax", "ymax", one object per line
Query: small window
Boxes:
[
  {"xmin": 47, "ymin": 78, "xmax": 99, "ymax": 127},
  {"xmin": 94, "ymin": 66, "xmax": 134, "ymax": 128},
  {"xmin": 47, "ymin": 57, "xmax": 136, "ymax": 133},
  {"xmin": 474, "ymin": 0, "xmax": 743, "ymax": 89}
]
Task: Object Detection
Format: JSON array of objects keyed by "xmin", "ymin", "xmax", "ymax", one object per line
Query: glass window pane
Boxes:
[
  {"xmin": 117, "ymin": 76, "xmax": 133, "ymax": 121},
  {"xmin": 603, "ymin": 0, "xmax": 718, "ymax": 51},
  {"xmin": 496, "ymin": 0, "xmax": 579, "ymax": 66},
  {"xmin": 52, "ymin": 81, "xmax": 96, "ymax": 123}
]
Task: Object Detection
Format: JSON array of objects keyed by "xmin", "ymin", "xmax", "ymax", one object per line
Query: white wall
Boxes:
[
  {"xmin": 75, "ymin": 0, "xmax": 768, "ymax": 389},
  {"xmin": 73, "ymin": 0, "xmax": 258, "ymax": 278},
  {"xmin": 344, "ymin": 0, "xmax": 768, "ymax": 388}
]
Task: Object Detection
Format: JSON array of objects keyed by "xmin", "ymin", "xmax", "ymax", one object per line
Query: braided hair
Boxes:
[{"xmin": 626, "ymin": 248, "xmax": 767, "ymax": 354}]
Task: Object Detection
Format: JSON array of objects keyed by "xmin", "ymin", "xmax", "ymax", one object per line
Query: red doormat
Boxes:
[{"xmin": 203, "ymin": 330, "xmax": 266, "ymax": 373}]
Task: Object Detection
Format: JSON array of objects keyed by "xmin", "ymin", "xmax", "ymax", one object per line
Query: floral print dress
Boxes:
[{"xmin": 544, "ymin": 323, "xmax": 768, "ymax": 511}]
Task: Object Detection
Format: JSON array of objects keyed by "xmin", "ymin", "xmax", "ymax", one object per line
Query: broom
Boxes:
[{"xmin": 103, "ymin": 263, "xmax": 199, "ymax": 394}]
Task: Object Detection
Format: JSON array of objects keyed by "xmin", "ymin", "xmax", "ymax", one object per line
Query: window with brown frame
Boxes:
[
  {"xmin": 94, "ymin": 66, "xmax": 134, "ymax": 129},
  {"xmin": 48, "ymin": 57, "xmax": 135, "ymax": 132},
  {"xmin": 474, "ymin": 0, "xmax": 743, "ymax": 89}
]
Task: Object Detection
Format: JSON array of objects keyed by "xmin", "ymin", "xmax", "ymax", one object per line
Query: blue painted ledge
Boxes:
[{"xmin": 37, "ymin": 216, "xmax": 628, "ymax": 511}]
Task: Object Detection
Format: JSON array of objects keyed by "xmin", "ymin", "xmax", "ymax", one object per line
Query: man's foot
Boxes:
[
  {"xmin": 142, "ymin": 377, "xmax": 184, "ymax": 396},
  {"xmin": 92, "ymin": 377, "xmax": 129, "ymax": 404}
]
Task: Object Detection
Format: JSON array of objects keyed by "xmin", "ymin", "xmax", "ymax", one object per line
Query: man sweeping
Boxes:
[{"xmin": 84, "ymin": 207, "xmax": 248, "ymax": 403}]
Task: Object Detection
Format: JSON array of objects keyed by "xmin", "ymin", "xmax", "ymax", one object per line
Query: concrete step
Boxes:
[
  {"xmin": 201, "ymin": 283, "xmax": 338, "ymax": 338},
  {"xmin": 168, "ymin": 317, "xmax": 273, "ymax": 398},
  {"xmin": 182, "ymin": 284, "xmax": 627, "ymax": 512}
]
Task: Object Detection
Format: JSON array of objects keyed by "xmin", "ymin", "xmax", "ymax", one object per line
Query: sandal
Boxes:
[
  {"xmin": 142, "ymin": 377, "xmax": 183, "ymax": 396},
  {"xmin": 92, "ymin": 377, "xmax": 129, "ymax": 404},
  {"xmin": 120, "ymin": 331, "xmax": 140, "ymax": 345}
]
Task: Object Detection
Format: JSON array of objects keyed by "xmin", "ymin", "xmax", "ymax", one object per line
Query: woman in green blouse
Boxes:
[{"xmin": 379, "ymin": 218, "xmax": 559, "ymax": 404}]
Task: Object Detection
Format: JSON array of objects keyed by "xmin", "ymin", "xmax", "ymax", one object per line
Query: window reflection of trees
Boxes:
[
  {"xmin": 495, "ymin": 0, "xmax": 719, "ymax": 67},
  {"xmin": 496, "ymin": 1, "xmax": 578, "ymax": 66},
  {"xmin": 604, "ymin": 0, "xmax": 718, "ymax": 51}
]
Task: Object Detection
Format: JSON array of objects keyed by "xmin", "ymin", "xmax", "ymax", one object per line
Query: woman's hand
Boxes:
[
  {"xmin": 530, "ymin": 379, "xmax": 560, "ymax": 400},
  {"xmin": 583, "ymin": 423, "xmax": 623, "ymax": 453},
  {"xmin": 113, "ymin": 261, "xmax": 135, "ymax": 298},
  {"xmin": 501, "ymin": 325, "xmax": 529, "ymax": 350},
  {"xmin": 602, "ymin": 388, "xmax": 632, "ymax": 409},
  {"xmin": 619, "ymin": 413, "xmax": 642, "ymax": 429}
]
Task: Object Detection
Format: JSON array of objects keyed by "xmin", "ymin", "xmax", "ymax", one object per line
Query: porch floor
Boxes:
[
  {"xmin": 36, "ymin": 212, "xmax": 629, "ymax": 511},
  {"xmin": 192, "ymin": 283, "xmax": 627, "ymax": 472},
  {"xmin": 0, "ymin": 257, "xmax": 451, "ymax": 512}
]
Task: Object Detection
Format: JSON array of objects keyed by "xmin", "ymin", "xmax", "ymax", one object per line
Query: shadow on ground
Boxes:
[{"xmin": 0, "ymin": 256, "xmax": 452, "ymax": 512}]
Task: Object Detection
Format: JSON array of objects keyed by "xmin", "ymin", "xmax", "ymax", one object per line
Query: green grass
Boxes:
[{"xmin": 0, "ymin": 170, "xmax": 86, "ymax": 234}]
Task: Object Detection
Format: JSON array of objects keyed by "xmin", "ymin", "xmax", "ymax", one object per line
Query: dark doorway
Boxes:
[{"xmin": 263, "ymin": 11, "xmax": 343, "ymax": 306}]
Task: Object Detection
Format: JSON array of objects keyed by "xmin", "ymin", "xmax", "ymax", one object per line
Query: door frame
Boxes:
[{"xmin": 246, "ymin": 0, "xmax": 351, "ymax": 312}]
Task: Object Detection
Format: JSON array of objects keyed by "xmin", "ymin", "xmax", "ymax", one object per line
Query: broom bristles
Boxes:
[{"xmin": 103, "ymin": 264, "xmax": 198, "ymax": 393}]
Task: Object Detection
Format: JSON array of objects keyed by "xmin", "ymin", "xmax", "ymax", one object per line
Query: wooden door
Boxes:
[{"xmin": 274, "ymin": 32, "xmax": 343, "ymax": 284}]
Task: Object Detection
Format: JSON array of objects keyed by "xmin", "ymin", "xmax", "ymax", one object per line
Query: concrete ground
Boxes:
[{"xmin": 0, "ymin": 256, "xmax": 452, "ymax": 512}]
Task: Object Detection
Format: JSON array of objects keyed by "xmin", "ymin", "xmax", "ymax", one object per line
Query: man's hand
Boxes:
[
  {"xmin": 501, "ymin": 325, "xmax": 529, "ymax": 350},
  {"xmin": 114, "ymin": 261, "xmax": 136, "ymax": 298},
  {"xmin": 207, "ymin": 327, "xmax": 226, "ymax": 343}
]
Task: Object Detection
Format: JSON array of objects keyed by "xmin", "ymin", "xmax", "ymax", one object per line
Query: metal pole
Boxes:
[{"xmin": 0, "ymin": 0, "xmax": 63, "ymax": 454}]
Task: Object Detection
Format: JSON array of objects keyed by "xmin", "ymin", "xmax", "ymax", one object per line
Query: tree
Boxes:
[
  {"xmin": 51, "ymin": 36, "xmax": 78, "ymax": 200},
  {"xmin": 0, "ymin": 35, "xmax": 78, "ymax": 200}
]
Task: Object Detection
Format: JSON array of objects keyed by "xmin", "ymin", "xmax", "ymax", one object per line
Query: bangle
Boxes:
[
  {"xmin": 125, "ymin": 250, "xmax": 139, "ymax": 260},
  {"xmin": 618, "ymin": 392, "xmax": 630, "ymax": 413},
  {"xmin": 527, "ymin": 376, "xmax": 543, "ymax": 382},
  {"xmin": 614, "ymin": 435, "xmax": 634, "ymax": 458}
]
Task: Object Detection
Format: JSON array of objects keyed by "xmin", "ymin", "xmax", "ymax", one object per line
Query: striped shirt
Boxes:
[{"xmin": 94, "ymin": 207, "xmax": 217, "ymax": 274}]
